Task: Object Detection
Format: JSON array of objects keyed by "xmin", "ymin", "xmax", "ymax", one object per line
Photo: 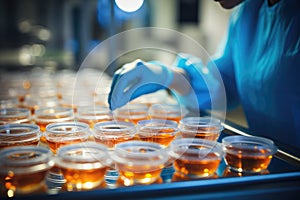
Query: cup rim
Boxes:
[
  {"xmin": 0, "ymin": 123, "xmax": 41, "ymax": 137},
  {"xmin": 0, "ymin": 108, "xmax": 31, "ymax": 118},
  {"xmin": 222, "ymin": 135, "xmax": 278, "ymax": 154},
  {"xmin": 179, "ymin": 117, "xmax": 223, "ymax": 132},
  {"xmin": 45, "ymin": 122, "xmax": 89, "ymax": 133},
  {"xmin": 0, "ymin": 145, "xmax": 54, "ymax": 174},
  {"xmin": 112, "ymin": 141, "xmax": 169, "ymax": 165},
  {"xmin": 168, "ymin": 138, "xmax": 224, "ymax": 159},
  {"xmin": 35, "ymin": 107, "xmax": 74, "ymax": 117},
  {"xmin": 137, "ymin": 119, "xmax": 178, "ymax": 127},
  {"xmin": 94, "ymin": 121, "xmax": 137, "ymax": 134},
  {"xmin": 56, "ymin": 142, "xmax": 112, "ymax": 169}
]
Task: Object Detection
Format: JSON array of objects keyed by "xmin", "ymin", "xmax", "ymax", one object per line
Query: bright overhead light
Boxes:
[{"xmin": 115, "ymin": 0, "xmax": 144, "ymax": 13}]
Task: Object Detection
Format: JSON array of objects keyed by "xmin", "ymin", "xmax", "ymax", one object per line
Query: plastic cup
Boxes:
[
  {"xmin": 0, "ymin": 108, "xmax": 31, "ymax": 125},
  {"xmin": 0, "ymin": 124, "xmax": 41, "ymax": 150},
  {"xmin": 55, "ymin": 142, "xmax": 112, "ymax": 191},
  {"xmin": 93, "ymin": 121, "xmax": 136, "ymax": 150},
  {"xmin": 34, "ymin": 107, "xmax": 74, "ymax": 132},
  {"xmin": 179, "ymin": 117, "xmax": 223, "ymax": 141},
  {"xmin": 0, "ymin": 146, "xmax": 54, "ymax": 197},
  {"xmin": 76, "ymin": 106, "xmax": 113, "ymax": 128},
  {"xmin": 44, "ymin": 122, "xmax": 90, "ymax": 154},
  {"xmin": 113, "ymin": 103, "xmax": 149, "ymax": 124},
  {"xmin": 136, "ymin": 119, "xmax": 179, "ymax": 147},
  {"xmin": 111, "ymin": 141, "xmax": 169, "ymax": 186},
  {"xmin": 168, "ymin": 138, "xmax": 223, "ymax": 178},
  {"xmin": 0, "ymin": 96, "xmax": 19, "ymax": 109},
  {"xmin": 149, "ymin": 104, "xmax": 185, "ymax": 123},
  {"xmin": 222, "ymin": 135, "xmax": 277, "ymax": 173}
]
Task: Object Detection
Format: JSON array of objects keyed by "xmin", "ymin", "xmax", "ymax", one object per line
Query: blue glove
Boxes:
[{"xmin": 108, "ymin": 59, "xmax": 174, "ymax": 110}]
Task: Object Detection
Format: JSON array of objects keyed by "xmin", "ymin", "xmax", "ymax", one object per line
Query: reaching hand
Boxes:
[{"xmin": 108, "ymin": 59, "xmax": 174, "ymax": 110}]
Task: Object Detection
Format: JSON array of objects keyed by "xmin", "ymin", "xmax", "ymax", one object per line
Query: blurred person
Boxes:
[{"xmin": 108, "ymin": 0, "xmax": 300, "ymax": 147}]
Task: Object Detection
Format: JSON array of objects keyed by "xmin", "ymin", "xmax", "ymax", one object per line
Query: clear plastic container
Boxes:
[
  {"xmin": 149, "ymin": 104, "xmax": 186, "ymax": 123},
  {"xmin": 34, "ymin": 107, "xmax": 75, "ymax": 132},
  {"xmin": 76, "ymin": 106, "xmax": 113, "ymax": 128},
  {"xmin": 168, "ymin": 138, "xmax": 223, "ymax": 178},
  {"xmin": 0, "ymin": 96, "xmax": 19, "ymax": 109},
  {"xmin": 179, "ymin": 117, "xmax": 223, "ymax": 141},
  {"xmin": 113, "ymin": 103, "xmax": 149, "ymax": 124},
  {"xmin": 136, "ymin": 119, "xmax": 179, "ymax": 147},
  {"xmin": 0, "ymin": 146, "xmax": 54, "ymax": 197},
  {"xmin": 222, "ymin": 135, "xmax": 277, "ymax": 173},
  {"xmin": 0, "ymin": 108, "xmax": 31, "ymax": 125},
  {"xmin": 0, "ymin": 124, "xmax": 41, "ymax": 150},
  {"xmin": 111, "ymin": 141, "xmax": 169, "ymax": 186},
  {"xmin": 93, "ymin": 121, "xmax": 136, "ymax": 150},
  {"xmin": 20, "ymin": 95, "xmax": 59, "ymax": 115},
  {"xmin": 55, "ymin": 142, "xmax": 112, "ymax": 191},
  {"xmin": 44, "ymin": 122, "xmax": 90, "ymax": 154}
]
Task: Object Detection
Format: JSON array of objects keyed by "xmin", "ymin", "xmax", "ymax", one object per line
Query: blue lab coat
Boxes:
[{"xmin": 175, "ymin": 0, "xmax": 300, "ymax": 147}]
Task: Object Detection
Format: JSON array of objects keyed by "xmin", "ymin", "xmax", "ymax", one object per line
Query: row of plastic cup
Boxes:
[{"xmin": 0, "ymin": 133, "xmax": 277, "ymax": 197}]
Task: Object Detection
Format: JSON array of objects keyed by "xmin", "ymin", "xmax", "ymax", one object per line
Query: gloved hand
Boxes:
[{"xmin": 108, "ymin": 59, "xmax": 174, "ymax": 110}]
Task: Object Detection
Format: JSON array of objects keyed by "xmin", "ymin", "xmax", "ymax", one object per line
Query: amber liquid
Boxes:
[
  {"xmin": 18, "ymin": 104, "xmax": 37, "ymax": 115},
  {"xmin": 60, "ymin": 103, "xmax": 77, "ymax": 113},
  {"xmin": 137, "ymin": 128, "xmax": 177, "ymax": 147},
  {"xmin": 35, "ymin": 121, "xmax": 49, "ymax": 133},
  {"xmin": 224, "ymin": 146, "xmax": 273, "ymax": 173},
  {"xmin": 173, "ymin": 152, "xmax": 221, "ymax": 178},
  {"xmin": 47, "ymin": 138, "xmax": 88, "ymax": 154},
  {"xmin": 94, "ymin": 135, "xmax": 134, "ymax": 149},
  {"xmin": 35, "ymin": 115, "xmax": 73, "ymax": 132},
  {"xmin": 116, "ymin": 112, "xmax": 149, "ymax": 124},
  {"xmin": 117, "ymin": 163, "xmax": 164, "ymax": 186},
  {"xmin": 0, "ymin": 140, "xmax": 39, "ymax": 150},
  {"xmin": 181, "ymin": 126, "xmax": 220, "ymax": 141},
  {"xmin": 78, "ymin": 117, "xmax": 113, "ymax": 128},
  {"xmin": 60, "ymin": 167, "xmax": 108, "ymax": 191},
  {"xmin": 0, "ymin": 116, "xmax": 31, "ymax": 125},
  {"xmin": 35, "ymin": 115, "xmax": 73, "ymax": 146},
  {"xmin": 0, "ymin": 129, "xmax": 39, "ymax": 150},
  {"xmin": 151, "ymin": 115, "xmax": 181, "ymax": 123},
  {"xmin": 0, "ymin": 170, "xmax": 48, "ymax": 197},
  {"xmin": 181, "ymin": 128, "xmax": 220, "ymax": 141}
]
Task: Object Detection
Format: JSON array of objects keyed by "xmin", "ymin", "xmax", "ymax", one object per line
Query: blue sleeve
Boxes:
[{"xmin": 172, "ymin": 10, "xmax": 241, "ymax": 111}]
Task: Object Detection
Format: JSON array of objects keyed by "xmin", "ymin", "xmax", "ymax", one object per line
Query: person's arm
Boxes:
[
  {"xmin": 108, "ymin": 9, "xmax": 241, "ymax": 111},
  {"xmin": 169, "ymin": 67, "xmax": 191, "ymax": 96},
  {"xmin": 170, "ymin": 11, "xmax": 241, "ymax": 111}
]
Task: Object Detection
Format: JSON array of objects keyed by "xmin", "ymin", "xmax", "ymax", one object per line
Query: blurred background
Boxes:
[
  {"xmin": 0, "ymin": 0, "xmax": 246, "ymax": 126},
  {"xmin": 0, "ymin": 0, "xmax": 231, "ymax": 71}
]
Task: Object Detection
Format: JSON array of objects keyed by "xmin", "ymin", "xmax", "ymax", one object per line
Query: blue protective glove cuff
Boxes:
[{"xmin": 171, "ymin": 54, "xmax": 218, "ymax": 110}]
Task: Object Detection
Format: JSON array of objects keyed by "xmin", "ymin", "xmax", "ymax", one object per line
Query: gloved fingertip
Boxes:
[
  {"xmin": 136, "ymin": 60, "xmax": 144, "ymax": 67},
  {"xmin": 108, "ymin": 98, "xmax": 118, "ymax": 111},
  {"xmin": 109, "ymin": 104, "xmax": 115, "ymax": 111}
]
